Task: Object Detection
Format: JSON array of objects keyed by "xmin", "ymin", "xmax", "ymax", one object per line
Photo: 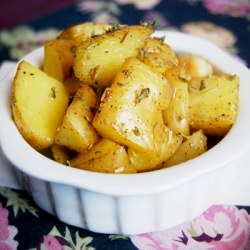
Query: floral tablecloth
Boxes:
[{"xmin": 0, "ymin": 0, "xmax": 250, "ymax": 249}]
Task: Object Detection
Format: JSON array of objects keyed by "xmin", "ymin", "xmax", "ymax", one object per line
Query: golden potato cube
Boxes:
[
  {"xmin": 55, "ymin": 84, "xmax": 99, "ymax": 153},
  {"xmin": 63, "ymin": 74, "xmax": 82, "ymax": 96},
  {"xmin": 43, "ymin": 39, "xmax": 77, "ymax": 82},
  {"xmin": 163, "ymin": 130, "xmax": 207, "ymax": 168},
  {"xmin": 74, "ymin": 24, "xmax": 153, "ymax": 88},
  {"xmin": 178, "ymin": 54, "xmax": 213, "ymax": 80},
  {"xmin": 70, "ymin": 138, "xmax": 136, "ymax": 173},
  {"xmin": 128, "ymin": 127, "xmax": 182, "ymax": 172},
  {"xmin": 189, "ymin": 74, "xmax": 239, "ymax": 136},
  {"xmin": 93, "ymin": 57, "xmax": 173, "ymax": 157},
  {"xmin": 51, "ymin": 144, "xmax": 74, "ymax": 164},
  {"xmin": 137, "ymin": 37, "xmax": 178, "ymax": 74},
  {"xmin": 11, "ymin": 61, "xmax": 69, "ymax": 150}
]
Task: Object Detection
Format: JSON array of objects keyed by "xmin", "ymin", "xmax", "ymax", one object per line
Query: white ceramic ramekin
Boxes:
[{"xmin": 1, "ymin": 31, "xmax": 250, "ymax": 235}]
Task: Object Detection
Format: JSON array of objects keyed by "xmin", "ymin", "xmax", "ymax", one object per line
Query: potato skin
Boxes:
[
  {"xmin": 12, "ymin": 61, "xmax": 69, "ymax": 150},
  {"xmin": 74, "ymin": 24, "xmax": 153, "ymax": 88}
]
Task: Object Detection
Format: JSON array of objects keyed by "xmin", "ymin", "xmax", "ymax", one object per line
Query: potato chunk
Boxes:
[
  {"xmin": 93, "ymin": 57, "xmax": 173, "ymax": 157},
  {"xmin": 178, "ymin": 54, "xmax": 213, "ymax": 80},
  {"xmin": 11, "ymin": 61, "xmax": 69, "ymax": 150},
  {"xmin": 70, "ymin": 138, "xmax": 136, "ymax": 173},
  {"xmin": 51, "ymin": 144, "xmax": 74, "ymax": 164},
  {"xmin": 43, "ymin": 39, "xmax": 77, "ymax": 82},
  {"xmin": 137, "ymin": 37, "xmax": 178, "ymax": 74},
  {"xmin": 163, "ymin": 130, "xmax": 207, "ymax": 168},
  {"xmin": 55, "ymin": 84, "xmax": 99, "ymax": 153},
  {"xmin": 128, "ymin": 127, "xmax": 182, "ymax": 172},
  {"xmin": 74, "ymin": 24, "xmax": 153, "ymax": 88},
  {"xmin": 189, "ymin": 74, "xmax": 239, "ymax": 136},
  {"xmin": 57, "ymin": 22, "xmax": 111, "ymax": 45}
]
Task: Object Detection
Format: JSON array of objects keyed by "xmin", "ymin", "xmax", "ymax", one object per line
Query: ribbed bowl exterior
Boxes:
[{"xmin": 14, "ymin": 153, "xmax": 250, "ymax": 235}]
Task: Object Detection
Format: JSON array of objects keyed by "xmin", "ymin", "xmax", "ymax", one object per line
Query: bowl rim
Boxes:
[{"xmin": 1, "ymin": 30, "xmax": 250, "ymax": 196}]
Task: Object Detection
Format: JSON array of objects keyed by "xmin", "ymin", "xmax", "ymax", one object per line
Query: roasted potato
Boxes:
[
  {"xmin": 12, "ymin": 61, "xmax": 69, "ymax": 150},
  {"xmin": 128, "ymin": 127, "xmax": 182, "ymax": 172},
  {"xmin": 55, "ymin": 84, "xmax": 99, "ymax": 153},
  {"xmin": 43, "ymin": 39, "xmax": 77, "ymax": 82},
  {"xmin": 63, "ymin": 74, "xmax": 82, "ymax": 96},
  {"xmin": 93, "ymin": 57, "xmax": 173, "ymax": 158},
  {"xmin": 57, "ymin": 22, "xmax": 111, "ymax": 45},
  {"xmin": 51, "ymin": 144, "xmax": 74, "ymax": 164},
  {"xmin": 74, "ymin": 24, "xmax": 154, "ymax": 88},
  {"xmin": 137, "ymin": 37, "xmax": 178, "ymax": 74},
  {"xmin": 70, "ymin": 138, "xmax": 136, "ymax": 173},
  {"xmin": 189, "ymin": 74, "xmax": 239, "ymax": 136},
  {"xmin": 163, "ymin": 130, "xmax": 207, "ymax": 168},
  {"xmin": 178, "ymin": 54, "xmax": 213, "ymax": 80}
]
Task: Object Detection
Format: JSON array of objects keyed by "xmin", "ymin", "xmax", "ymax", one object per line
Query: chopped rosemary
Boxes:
[
  {"xmin": 151, "ymin": 20, "xmax": 157, "ymax": 27},
  {"xmin": 139, "ymin": 49, "xmax": 148, "ymax": 58},
  {"xmin": 70, "ymin": 46, "xmax": 77, "ymax": 54},
  {"xmin": 84, "ymin": 116, "xmax": 92, "ymax": 125},
  {"xmin": 107, "ymin": 24, "xmax": 122, "ymax": 32},
  {"xmin": 155, "ymin": 35, "xmax": 166, "ymax": 44},
  {"xmin": 132, "ymin": 126, "xmax": 140, "ymax": 136},
  {"xmin": 50, "ymin": 87, "xmax": 56, "ymax": 99},
  {"xmin": 120, "ymin": 31, "xmax": 129, "ymax": 43},
  {"xmin": 96, "ymin": 87, "xmax": 105, "ymax": 100},
  {"xmin": 200, "ymin": 80, "xmax": 206, "ymax": 90},
  {"xmin": 65, "ymin": 160, "xmax": 71, "ymax": 167},
  {"xmin": 122, "ymin": 69, "xmax": 134, "ymax": 79},
  {"xmin": 137, "ymin": 88, "xmax": 150, "ymax": 103}
]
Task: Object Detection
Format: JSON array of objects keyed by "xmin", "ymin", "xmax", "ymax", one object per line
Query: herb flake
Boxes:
[
  {"xmin": 50, "ymin": 87, "xmax": 56, "ymax": 99},
  {"xmin": 200, "ymin": 80, "xmax": 206, "ymax": 90},
  {"xmin": 136, "ymin": 88, "xmax": 150, "ymax": 103},
  {"xmin": 132, "ymin": 126, "xmax": 140, "ymax": 136}
]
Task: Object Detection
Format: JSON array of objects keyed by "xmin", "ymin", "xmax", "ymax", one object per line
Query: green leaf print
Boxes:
[{"xmin": 0, "ymin": 188, "xmax": 39, "ymax": 217}]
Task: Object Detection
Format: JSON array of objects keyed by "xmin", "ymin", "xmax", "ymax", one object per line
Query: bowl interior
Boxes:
[{"xmin": 1, "ymin": 31, "xmax": 250, "ymax": 196}]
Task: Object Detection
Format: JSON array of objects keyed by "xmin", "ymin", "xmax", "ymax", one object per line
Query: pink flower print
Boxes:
[
  {"xmin": 0, "ymin": 202, "xmax": 18, "ymax": 250},
  {"xmin": 41, "ymin": 235, "xmax": 71, "ymax": 250},
  {"xmin": 181, "ymin": 21, "xmax": 236, "ymax": 49},
  {"xmin": 142, "ymin": 10, "xmax": 170, "ymax": 29},
  {"xmin": 77, "ymin": 0, "xmax": 105, "ymax": 12},
  {"xmin": 131, "ymin": 205, "xmax": 250, "ymax": 250},
  {"xmin": 115, "ymin": 0, "xmax": 160, "ymax": 10},
  {"xmin": 202, "ymin": 0, "xmax": 250, "ymax": 17}
]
